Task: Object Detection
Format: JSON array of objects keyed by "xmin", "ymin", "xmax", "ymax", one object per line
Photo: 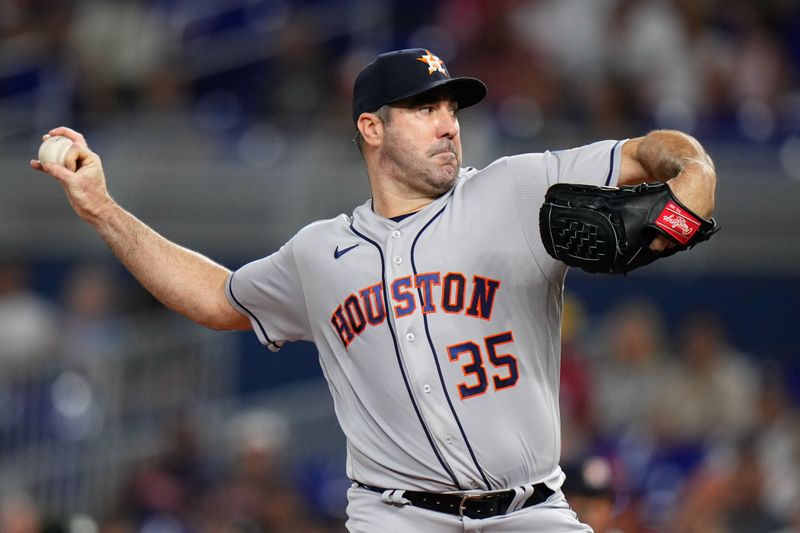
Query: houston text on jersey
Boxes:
[{"xmin": 330, "ymin": 272, "xmax": 501, "ymax": 348}]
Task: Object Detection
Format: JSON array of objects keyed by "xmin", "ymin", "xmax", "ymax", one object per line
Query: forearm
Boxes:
[
  {"xmin": 32, "ymin": 127, "xmax": 249, "ymax": 331},
  {"xmin": 91, "ymin": 201, "xmax": 245, "ymax": 330},
  {"xmin": 623, "ymin": 130, "xmax": 716, "ymax": 218}
]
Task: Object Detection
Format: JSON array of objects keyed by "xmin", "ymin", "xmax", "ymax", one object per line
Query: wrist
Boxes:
[
  {"xmin": 83, "ymin": 195, "xmax": 118, "ymax": 226},
  {"xmin": 679, "ymin": 155, "xmax": 714, "ymax": 177},
  {"xmin": 668, "ymin": 167, "xmax": 716, "ymax": 219}
]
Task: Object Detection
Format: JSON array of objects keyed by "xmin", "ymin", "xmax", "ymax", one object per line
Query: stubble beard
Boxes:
[{"xmin": 381, "ymin": 131, "xmax": 461, "ymax": 198}]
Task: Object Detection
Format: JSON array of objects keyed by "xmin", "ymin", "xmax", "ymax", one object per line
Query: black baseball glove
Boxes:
[{"xmin": 539, "ymin": 182, "xmax": 718, "ymax": 274}]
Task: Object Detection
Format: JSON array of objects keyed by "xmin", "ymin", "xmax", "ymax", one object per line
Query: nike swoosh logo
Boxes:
[{"xmin": 334, "ymin": 244, "xmax": 359, "ymax": 259}]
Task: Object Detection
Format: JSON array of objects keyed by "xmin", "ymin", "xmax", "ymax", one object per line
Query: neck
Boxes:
[
  {"xmin": 371, "ymin": 190, "xmax": 435, "ymax": 218},
  {"xmin": 365, "ymin": 152, "xmax": 454, "ymax": 218}
]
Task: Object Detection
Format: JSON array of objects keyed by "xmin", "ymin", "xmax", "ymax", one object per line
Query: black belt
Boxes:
[{"xmin": 355, "ymin": 481, "xmax": 555, "ymax": 520}]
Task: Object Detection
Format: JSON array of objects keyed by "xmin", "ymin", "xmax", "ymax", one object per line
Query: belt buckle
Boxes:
[{"xmin": 457, "ymin": 493, "xmax": 496, "ymax": 519}]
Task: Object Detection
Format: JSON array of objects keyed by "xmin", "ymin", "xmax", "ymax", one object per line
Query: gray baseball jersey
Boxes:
[{"xmin": 226, "ymin": 139, "xmax": 624, "ymax": 494}]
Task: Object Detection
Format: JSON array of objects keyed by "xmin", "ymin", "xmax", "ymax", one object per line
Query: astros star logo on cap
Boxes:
[{"xmin": 416, "ymin": 50, "xmax": 447, "ymax": 76}]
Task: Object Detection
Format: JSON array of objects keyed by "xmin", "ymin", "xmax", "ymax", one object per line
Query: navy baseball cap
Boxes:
[{"xmin": 352, "ymin": 48, "xmax": 487, "ymax": 123}]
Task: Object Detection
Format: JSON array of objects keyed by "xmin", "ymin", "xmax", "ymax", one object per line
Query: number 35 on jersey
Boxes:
[{"xmin": 329, "ymin": 271, "xmax": 520, "ymax": 399}]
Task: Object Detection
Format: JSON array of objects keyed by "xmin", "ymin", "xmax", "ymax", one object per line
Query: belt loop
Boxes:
[
  {"xmin": 381, "ymin": 489, "xmax": 411, "ymax": 506},
  {"xmin": 507, "ymin": 484, "xmax": 534, "ymax": 512}
]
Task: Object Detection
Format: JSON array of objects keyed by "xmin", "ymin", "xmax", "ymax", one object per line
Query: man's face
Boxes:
[{"xmin": 378, "ymin": 89, "xmax": 462, "ymax": 198}]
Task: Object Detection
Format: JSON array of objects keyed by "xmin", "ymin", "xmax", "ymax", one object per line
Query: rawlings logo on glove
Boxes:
[
  {"xmin": 539, "ymin": 182, "xmax": 719, "ymax": 274},
  {"xmin": 655, "ymin": 201, "xmax": 700, "ymax": 243}
]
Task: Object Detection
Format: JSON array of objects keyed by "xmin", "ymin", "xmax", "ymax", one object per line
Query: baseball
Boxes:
[{"xmin": 38, "ymin": 135, "xmax": 73, "ymax": 167}]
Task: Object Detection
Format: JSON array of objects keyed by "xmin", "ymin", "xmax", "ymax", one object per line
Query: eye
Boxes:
[{"xmin": 420, "ymin": 106, "xmax": 435, "ymax": 114}]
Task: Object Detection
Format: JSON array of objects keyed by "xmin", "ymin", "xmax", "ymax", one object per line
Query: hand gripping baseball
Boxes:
[{"xmin": 30, "ymin": 127, "xmax": 114, "ymax": 224}]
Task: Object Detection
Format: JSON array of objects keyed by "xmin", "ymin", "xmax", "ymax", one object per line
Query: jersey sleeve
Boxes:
[
  {"xmin": 225, "ymin": 236, "xmax": 311, "ymax": 351},
  {"xmin": 547, "ymin": 139, "xmax": 625, "ymax": 187},
  {"xmin": 505, "ymin": 139, "xmax": 626, "ymax": 282}
]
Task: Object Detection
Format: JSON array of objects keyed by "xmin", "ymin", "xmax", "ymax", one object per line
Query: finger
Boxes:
[
  {"xmin": 649, "ymin": 235, "xmax": 677, "ymax": 252},
  {"xmin": 63, "ymin": 144, "xmax": 82, "ymax": 172},
  {"xmin": 55, "ymin": 142, "xmax": 94, "ymax": 173},
  {"xmin": 30, "ymin": 159, "xmax": 44, "ymax": 171},
  {"xmin": 40, "ymin": 161, "xmax": 75, "ymax": 185},
  {"xmin": 649, "ymin": 236, "xmax": 667, "ymax": 252},
  {"xmin": 47, "ymin": 126, "xmax": 88, "ymax": 148}
]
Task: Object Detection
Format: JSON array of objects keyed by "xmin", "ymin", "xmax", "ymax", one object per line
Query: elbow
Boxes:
[
  {"xmin": 189, "ymin": 303, "xmax": 251, "ymax": 332},
  {"xmin": 206, "ymin": 312, "xmax": 252, "ymax": 332},
  {"xmin": 206, "ymin": 319, "xmax": 251, "ymax": 332}
]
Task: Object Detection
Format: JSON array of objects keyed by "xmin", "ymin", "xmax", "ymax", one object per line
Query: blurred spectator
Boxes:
[
  {"xmin": 113, "ymin": 416, "xmax": 214, "ymax": 533},
  {"xmin": 97, "ymin": 515, "xmax": 135, "ymax": 533},
  {"xmin": 590, "ymin": 298, "xmax": 674, "ymax": 438},
  {"xmin": 69, "ymin": 0, "xmax": 182, "ymax": 121},
  {"xmin": 0, "ymin": 0, "xmax": 77, "ymax": 136},
  {"xmin": 562, "ymin": 456, "xmax": 624, "ymax": 533},
  {"xmin": 668, "ymin": 437, "xmax": 785, "ymax": 533},
  {"xmin": 46, "ymin": 263, "xmax": 131, "ymax": 442},
  {"xmin": 118, "ymin": 458, "xmax": 192, "ymax": 530},
  {"xmin": 650, "ymin": 311, "xmax": 758, "ymax": 446},
  {"xmin": 194, "ymin": 407, "xmax": 335, "ymax": 532},
  {"xmin": 268, "ymin": 15, "xmax": 335, "ymax": 133},
  {"xmin": 605, "ymin": 0, "xmax": 700, "ymax": 130},
  {"xmin": 588, "ymin": 298, "xmax": 679, "ymax": 529},
  {"xmin": 726, "ymin": 1, "xmax": 790, "ymax": 141},
  {"xmin": 753, "ymin": 367, "xmax": 800, "ymax": 524},
  {"xmin": 0, "ymin": 261, "xmax": 57, "ymax": 368},
  {"xmin": 59, "ymin": 263, "xmax": 128, "ymax": 365},
  {"xmin": 444, "ymin": 0, "xmax": 563, "ymax": 141},
  {"xmin": 560, "ymin": 293, "xmax": 595, "ymax": 462},
  {"xmin": 771, "ymin": 503, "xmax": 800, "ymax": 533},
  {"xmin": 510, "ymin": 0, "xmax": 618, "ymax": 126},
  {"xmin": 0, "ymin": 492, "xmax": 41, "ymax": 533}
]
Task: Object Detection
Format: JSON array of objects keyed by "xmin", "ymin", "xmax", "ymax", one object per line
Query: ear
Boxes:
[{"xmin": 357, "ymin": 112, "xmax": 384, "ymax": 148}]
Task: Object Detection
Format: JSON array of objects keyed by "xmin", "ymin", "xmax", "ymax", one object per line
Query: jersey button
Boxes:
[
  {"xmin": 392, "ymin": 230, "xmax": 402, "ymax": 238},
  {"xmin": 423, "ymin": 384, "xmax": 431, "ymax": 393},
  {"xmin": 393, "ymin": 256, "xmax": 402, "ymax": 265},
  {"xmin": 445, "ymin": 435, "xmax": 454, "ymax": 445},
  {"xmin": 405, "ymin": 332, "xmax": 415, "ymax": 342}
]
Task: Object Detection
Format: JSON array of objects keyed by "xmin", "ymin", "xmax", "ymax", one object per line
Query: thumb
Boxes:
[{"xmin": 40, "ymin": 160, "xmax": 76, "ymax": 185}]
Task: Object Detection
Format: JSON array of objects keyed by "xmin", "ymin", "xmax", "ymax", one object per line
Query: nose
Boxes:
[{"xmin": 438, "ymin": 111, "xmax": 459, "ymax": 139}]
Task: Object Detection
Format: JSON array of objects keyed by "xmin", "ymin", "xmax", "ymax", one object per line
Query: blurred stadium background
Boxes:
[{"xmin": 1, "ymin": 0, "xmax": 799, "ymax": 532}]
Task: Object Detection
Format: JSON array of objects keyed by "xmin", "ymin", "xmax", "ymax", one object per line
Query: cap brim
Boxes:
[{"xmin": 386, "ymin": 77, "xmax": 487, "ymax": 111}]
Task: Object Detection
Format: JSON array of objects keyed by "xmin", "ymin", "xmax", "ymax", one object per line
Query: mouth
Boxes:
[
  {"xmin": 433, "ymin": 150, "xmax": 457, "ymax": 162},
  {"xmin": 436, "ymin": 153, "xmax": 458, "ymax": 175},
  {"xmin": 429, "ymin": 142, "xmax": 459, "ymax": 174},
  {"xmin": 435, "ymin": 152, "xmax": 457, "ymax": 170}
]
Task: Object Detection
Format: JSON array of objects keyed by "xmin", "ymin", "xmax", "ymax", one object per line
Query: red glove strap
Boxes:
[{"xmin": 655, "ymin": 200, "xmax": 702, "ymax": 245}]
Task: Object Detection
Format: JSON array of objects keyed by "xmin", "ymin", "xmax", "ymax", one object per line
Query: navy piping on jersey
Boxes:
[
  {"xmin": 349, "ymin": 222, "xmax": 462, "ymax": 490},
  {"xmin": 410, "ymin": 202, "xmax": 494, "ymax": 491},
  {"xmin": 604, "ymin": 140, "xmax": 623, "ymax": 186},
  {"xmin": 227, "ymin": 271, "xmax": 280, "ymax": 350},
  {"xmin": 390, "ymin": 211, "xmax": 418, "ymax": 223}
]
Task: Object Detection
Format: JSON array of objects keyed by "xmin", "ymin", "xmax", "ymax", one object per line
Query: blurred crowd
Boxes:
[
  {"xmin": 2, "ymin": 0, "xmax": 800, "ymax": 532},
  {"xmin": 0, "ymin": 259, "xmax": 798, "ymax": 533},
  {"xmin": 558, "ymin": 295, "xmax": 800, "ymax": 533},
  {"xmin": 0, "ymin": 259, "xmax": 349, "ymax": 533},
  {"xmin": 2, "ymin": 0, "xmax": 800, "ymax": 150}
]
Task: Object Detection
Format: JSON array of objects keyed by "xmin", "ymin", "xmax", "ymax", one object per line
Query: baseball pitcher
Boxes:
[{"xmin": 31, "ymin": 49, "xmax": 716, "ymax": 532}]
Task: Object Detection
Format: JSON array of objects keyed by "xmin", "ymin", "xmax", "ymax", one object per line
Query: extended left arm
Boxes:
[{"xmin": 619, "ymin": 129, "xmax": 716, "ymax": 219}]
